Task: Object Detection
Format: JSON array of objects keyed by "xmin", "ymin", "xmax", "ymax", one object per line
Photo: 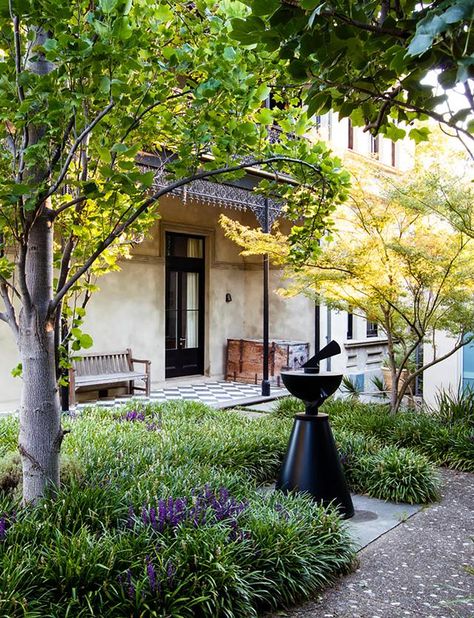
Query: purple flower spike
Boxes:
[
  {"xmin": 146, "ymin": 556, "xmax": 157, "ymax": 593},
  {"xmin": 166, "ymin": 560, "xmax": 176, "ymax": 589},
  {"xmin": 0, "ymin": 517, "xmax": 7, "ymax": 541},
  {"xmin": 126, "ymin": 568, "xmax": 135, "ymax": 599}
]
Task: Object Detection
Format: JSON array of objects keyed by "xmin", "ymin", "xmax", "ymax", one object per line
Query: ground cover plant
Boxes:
[
  {"xmin": 0, "ymin": 400, "xmax": 441, "ymax": 617},
  {"xmin": 0, "ymin": 401, "xmax": 352, "ymax": 617},
  {"xmin": 274, "ymin": 396, "xmax": 474, "ymax": 473}
]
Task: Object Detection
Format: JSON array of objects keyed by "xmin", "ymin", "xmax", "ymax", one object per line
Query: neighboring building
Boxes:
[
  {"xmin": 312, "ymin": 113, "xmax": 415, "ymax": 395},
  {"xmin": 0, "ymin": 115, "xmax": 414, "ymax": 412}
]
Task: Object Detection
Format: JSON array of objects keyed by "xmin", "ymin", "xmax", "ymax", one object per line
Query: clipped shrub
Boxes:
[
  {"xmin": 325, "ymin": 399, "xmax": 474, "ymax": 473},
  {"xmin": 432, "ymin": 388, "xmax": 474, "ymax": 429},
  {"xmin": 0, "ymin": 452, "xmax": 21, "ymax": 493},
  {"xmin": 334, "ymin": 430, "xmax": 382, "ymax": 493},
  {"xmin": 0, "ymin": 451, "xmax": 83, "ymax": 494},
  {"xmin": 361, "ymin": 447, "xmax": 441, "ymax": 504}
]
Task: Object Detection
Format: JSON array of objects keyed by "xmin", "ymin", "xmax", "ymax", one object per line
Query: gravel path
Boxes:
[{"xmin": 279, "ymin": 469, "xmax": 474, "ymax": 618}]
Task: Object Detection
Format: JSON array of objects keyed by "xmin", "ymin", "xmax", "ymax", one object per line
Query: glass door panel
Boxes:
[{"xmin": 165, "ymin": 234, "xmax": 204, "ymax": 377}]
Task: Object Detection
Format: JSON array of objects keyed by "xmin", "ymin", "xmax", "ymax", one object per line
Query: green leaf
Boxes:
[
  {"xmin": 407, "ymin": 33, "xmax": 434, "ymax": 57},
  {"xmin": 251, "ymin": 0, "xmax": 280, "ymax": 16},
  {"xmin": 0, "ymin": 256, "xmax": 14, "ymax": 279},
  {"xmin": 254, "ymin": 84, "xmax": 271, "ymax": 102},
  {"xmin": 409, "ymin": 127, "xmax": 430, "ymax": 143},
  {"xmin": 113, "ymin": 16, "xmax": 133, "ymax": 40},
  {"xmin": 223, "ymin": 46, "xmax": 236, "ymax": 61},
  {"xmin": 97, "ymin": 147, "xmax": 112, "ymax": 164},
  {"xmin": 43, "ymin": 39, "xmax": 58, "ymax": 51},
  {"xmin": 140, "ymin": 171, "xmax": 155, "ymax": 187},
  {"xmin": 256, "ymin": 107, "xmax": 273, "ymax": 124},
  {"xmin": 300, "ymin": 0, "xmax": 320, "ymax": 9},
  {"xmin": 155, "ymin": 4, "xmax": 173, "ymax": 22},
  {"xmin": 80, "ymin": 334, "xmax": 94, "ymax": 349},
  {"xmin": 195, "ymin": 78, "xmax": 221, "ymax": 99},
  {"xmin": 99, "ymin": 0, "xmax": 118, "ymax": 14},
  {"xmin": 11, "ymin": 363, "xmax": 22, "ymax": 378},
  {"xmin": 99, "ymin": 76, "xmax": 111, "ymax": 94}
]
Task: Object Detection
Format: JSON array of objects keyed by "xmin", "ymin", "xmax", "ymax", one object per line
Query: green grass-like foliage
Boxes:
[
  {"xmin": 0, "ymin": 402, "xmax": 355, "ymax": 617},
  {"xmin": 0, "ymin": 400, "xmax": 443, "ymax": 616},
  {"xmin": 322, "ymin": 398, "xmax": 474, "ymax": 472}
]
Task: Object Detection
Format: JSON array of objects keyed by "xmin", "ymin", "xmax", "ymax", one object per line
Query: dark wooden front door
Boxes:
[{"xmin": 165, "ymin": 233, "xmax": 205, "ymax": 377}]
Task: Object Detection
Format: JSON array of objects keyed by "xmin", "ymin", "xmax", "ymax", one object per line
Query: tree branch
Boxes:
[
  {"xmin": 50, "ymin": 155, "xmax": 324, "ymax": 313},
  {"xmin": 43, "ymin": 116, "xmax": 76, "ymax": 181},
  {"xmin": 320, "ymin": 78, "xmax": 474, "ymax": 151},
  {"xmin": 51, "ymin": 195, "xmax": 88, "ymax": 219},
  {"xmin": 41, "ymin": 101, "xmax": 115, "ymax": 203},
  {"xmin": 56, "ymin": 236, "xmax": 75, "ymax": 294},
  {"xmin": 407, "ymin": 335, "xmax": 468, "ymax": 385},
  {"xmin": 330, "ymin": 11, "xmax": 410, "ymax": 39},
  {"xmin": 17, "ymin": 241, "xmax": 32, "ymax": 313},
  {"xmin": 10, "ymin": 8, "xmax": 25, "ymax": 104},
  {"xmin": 463, "ymin": 80, "xmax": 474, "ymax": 111},
  {"xmin": 0, "ymin": 280, "xmax": 19, "ymax": 337}
]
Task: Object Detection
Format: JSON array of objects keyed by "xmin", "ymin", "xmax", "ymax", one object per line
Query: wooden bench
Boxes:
[{"xmin": 69, "ymin": 349, "xmax": 151, "ymax": 406}]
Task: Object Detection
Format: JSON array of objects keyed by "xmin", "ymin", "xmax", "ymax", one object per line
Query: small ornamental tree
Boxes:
[
  {"xmin": 233, "ymin": 0, "xmax": 474, "ymax": 154},
  {"xmin": 0, "ymin": 0, "xmax": 349, "ymax": 504},
  {"xmin": 221, "ymin": 162, "xmax": 474, "ymax": 414}
]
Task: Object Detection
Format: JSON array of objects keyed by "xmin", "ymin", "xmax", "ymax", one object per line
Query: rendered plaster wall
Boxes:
[
  {"xmin": 423, "ymin": 333, "xmax": 462, "ymax": 407},
  {"xmin": 242, "ymin": 268, "xmax": 316, "ymax": 353},
  {"xmin": 0, "ymin": 321, "xmax": 21, "ymax": 410},
  {"xmin": 81, "ymin": 195, "xmax": 255, "ymax": 387}
]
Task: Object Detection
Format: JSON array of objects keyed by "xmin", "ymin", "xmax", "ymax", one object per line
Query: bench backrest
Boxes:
[{"xmin": 72, "ymin": 350, "xmax": 133, "ymax": 377}]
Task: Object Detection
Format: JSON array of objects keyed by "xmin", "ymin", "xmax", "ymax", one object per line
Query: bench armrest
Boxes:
[
  {"xmin": 131, "ymin": 358, "xmax": 151, "ymax": 367},
  {"xmin": 131, "ymin": 358, "xmax": 151, "ymax": 397}
]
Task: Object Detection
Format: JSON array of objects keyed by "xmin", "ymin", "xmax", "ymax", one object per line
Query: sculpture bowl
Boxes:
[{"xmin": 280, "ymin": 371, "xmax": 343, "ymax": 403}]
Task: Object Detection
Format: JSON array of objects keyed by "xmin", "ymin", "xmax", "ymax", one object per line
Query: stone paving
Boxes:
[
  {"xmin": 0, "ymin": 380, "xmax": 288, "ymax": 416},
  {"xmin": 275, "ymin": 469, "xmax": 474, "ymax": 618}
]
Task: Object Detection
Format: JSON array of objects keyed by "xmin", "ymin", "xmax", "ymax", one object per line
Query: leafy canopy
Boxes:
[
  {"xmin": 0, "ymin": 0, "xmax": 349, "ymax": 354},
  {"xmin": 221, "ymin": 153, "xmax": 474, "ymax": 410},
  {"xmin": 232, "ymin": 0, "xmax": 474, "ymax": 149}
]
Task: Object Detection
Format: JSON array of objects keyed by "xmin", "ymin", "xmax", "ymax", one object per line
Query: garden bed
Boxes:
[
  {"xmin": 274, "ymin": 397, "xmax": 474, "ymax": 473},
  {"xmin": 0, "ymin": 401, "xmax": 441, "ymax": 617}
]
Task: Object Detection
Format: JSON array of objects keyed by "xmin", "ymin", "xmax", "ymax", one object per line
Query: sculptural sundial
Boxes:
[{"xmin": 276, "ymin": 340, "xmax": 354, "ymax": 519}]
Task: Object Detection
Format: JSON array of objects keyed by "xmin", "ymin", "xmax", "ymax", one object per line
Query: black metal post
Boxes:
[
  {"xmin": 314, "ymin": 302, "xmax": 321, "ymax": 356},
  {"xmin": 262, "ymin": 198, "xmax": 270, "ymax": 396}
]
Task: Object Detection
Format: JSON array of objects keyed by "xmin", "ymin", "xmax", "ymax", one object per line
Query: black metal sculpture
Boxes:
[{"xmin": 276, "ymin": 340, "xmax": 354, "ymax": 519}]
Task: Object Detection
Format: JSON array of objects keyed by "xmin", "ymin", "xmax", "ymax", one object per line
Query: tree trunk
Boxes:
[{"xmin": 18, "ymin": 211, "xmax": 62, "ymax": 504}]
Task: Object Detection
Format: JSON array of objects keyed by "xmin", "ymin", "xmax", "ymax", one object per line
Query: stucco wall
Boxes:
[
  {"xmin": 423, "ymin": 333, "xmax": 462, "ymax": 407},
  {"xmin": 242, "ymin": 268, "xmax": 316, "ymax": 350},
  {"xmin": 0, "ymin": 321, "xmax": 21, "ymax": 410},
  {"xmin": 0, "ymin": 194, "xmax": 317, "ymax": 410}
]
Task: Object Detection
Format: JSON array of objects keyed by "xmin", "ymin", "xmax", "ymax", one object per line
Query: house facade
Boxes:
[{"xmin": 0, "ymin": 116, "xmax": 414, "ymax": 412}]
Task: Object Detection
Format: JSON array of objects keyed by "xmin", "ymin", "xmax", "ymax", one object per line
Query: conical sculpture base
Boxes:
[{"xmin": 276, "ymin": 413, "xmax": 354, "ymax": 519}]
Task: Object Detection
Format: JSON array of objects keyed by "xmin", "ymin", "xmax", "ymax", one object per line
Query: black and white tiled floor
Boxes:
[{"xmin": 73, "ymin": 380, "xmax": 288, "ymax": 412}]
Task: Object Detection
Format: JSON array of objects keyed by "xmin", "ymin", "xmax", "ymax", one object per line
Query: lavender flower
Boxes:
[
  {"xmin": 126, "ymin": 568, "xmax": 135, "ymax": 599},
  {"xmin": 128, "ymin": 486, "xmax": 248, "ymax": 537},
  {"xmin": 121, "ymin": 410, "xmax": 146, "ymax": 423},
  {"xmin": 0, "ymin": 511, "xmax": 15, "ymax": 541},
  {"xmin": 146, "ymin": 556, "xmax": 157, "ymax": 593},
  {"xmin": 0, "ymin": 517, "xmax": 6, "ymax": 541},
  {"xmin": 166, "ymin": 560, "xmax": 176, "ymax": 589}
]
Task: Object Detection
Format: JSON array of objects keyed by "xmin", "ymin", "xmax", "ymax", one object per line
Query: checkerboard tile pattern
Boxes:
[{"xmin": 73, "ymin": 381, "xmax": 287, "ymax": 412}]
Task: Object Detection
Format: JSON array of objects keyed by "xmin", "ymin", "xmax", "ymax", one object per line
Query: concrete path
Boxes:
[{"xmin": 276, "ymin": 469, "xmax": 474, "ymax": 618}]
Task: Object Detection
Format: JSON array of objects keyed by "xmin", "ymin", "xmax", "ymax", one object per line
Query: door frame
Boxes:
[{"xmin": 165, "ymin": 232, "xmax": 205, "ymax": 378}]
